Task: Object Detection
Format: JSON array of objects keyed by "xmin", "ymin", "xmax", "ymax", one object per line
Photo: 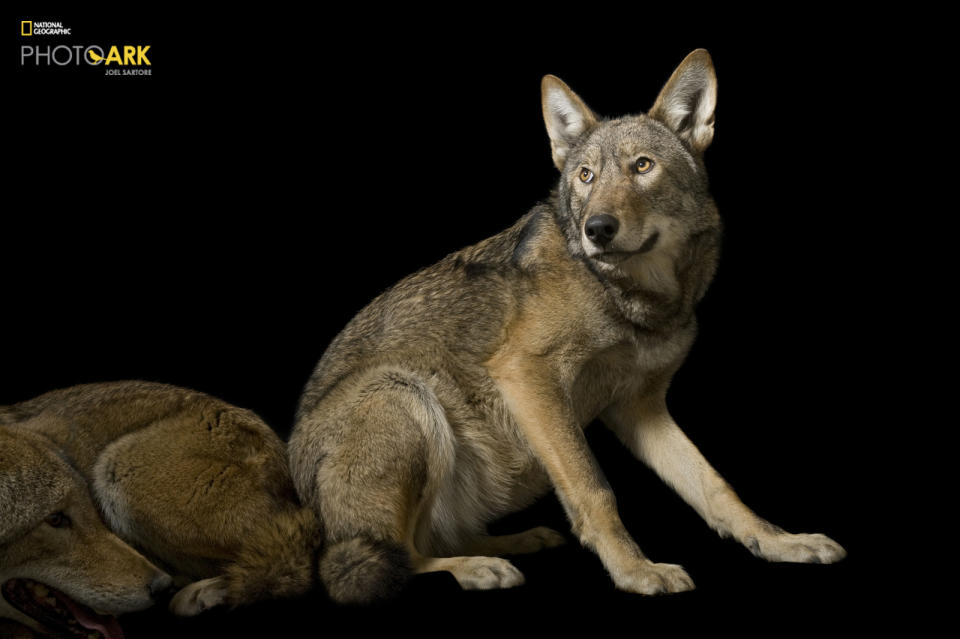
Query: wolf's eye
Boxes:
[
  {"xmin": 45, "ymin": 512, "xmax": 71, "ymax": 529},
  {"xmin": 579, "ymin": 168, "xmax": 594, "ymax": 184},
  {"xmin": 635, "ymin": 157, "xmax": 655, "ymax": 174}
]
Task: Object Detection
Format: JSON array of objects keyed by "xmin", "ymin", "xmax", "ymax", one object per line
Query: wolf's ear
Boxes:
[
  {"xmin": 542, "ymin": 75, "xmax": 599, "ymax": 171},
  {"xmin": 649, "ymin": 49, "xmax": 717, "ymax": 154}
]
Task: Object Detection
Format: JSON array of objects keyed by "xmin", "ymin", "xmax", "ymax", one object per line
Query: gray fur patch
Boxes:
[
  {"xmin": 511, "ymin": 209, "xmax": 544, "ymax": 267},
  {"xmin": 319, "ymin": 537, "xmax": 411, "ymax": 605}
]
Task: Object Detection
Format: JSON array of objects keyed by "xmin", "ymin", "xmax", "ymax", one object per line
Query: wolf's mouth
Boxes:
[
  {"xmin": 1, "ymin": 579, "xmax": 124, "ymax": 639},
  {"xmin": 593, "ymin": 230, "xmax": 660, "ymax": 264}
]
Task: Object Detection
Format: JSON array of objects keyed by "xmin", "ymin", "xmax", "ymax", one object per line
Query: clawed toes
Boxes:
[
  {"xmin": 455, "ymin": 557, "xmax": 525, "ymax": 591},
  {"xmin": 616, "ymin": 561, "xmax": 695, "ymax": 595},
  {"xmin": 750, "ymin": 532, "xmax": 847, "ymax": 564}
]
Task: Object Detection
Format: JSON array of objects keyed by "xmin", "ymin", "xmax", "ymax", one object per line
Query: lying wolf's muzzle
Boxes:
[{"xmin": 2, "ymin": 579, "xmax": 127, "ymax": 639}]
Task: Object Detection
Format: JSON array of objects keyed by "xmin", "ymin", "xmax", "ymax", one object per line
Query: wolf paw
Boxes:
[
  {"xmin": 614, "ymin": 560, "xmax": 695, "ymax": 595},
  {"xmin": 451, "ymin": 556, "xmax": 525, "ymax": 590},
  {"xmin": 513, "ymin": 526, "xmax": 567, "ymax": 553},
  {"xmin": 748, "ymin": 532, "xmax": 846, "ymax": 564},
  {"xmin": 169, "ymin": 576, "xmax": 228, "ymax": 616}
]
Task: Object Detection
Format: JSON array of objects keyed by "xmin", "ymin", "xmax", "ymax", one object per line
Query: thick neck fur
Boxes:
[{"xmin": 546, "ymin": 190, "xmax": 721, "ymax": 333}]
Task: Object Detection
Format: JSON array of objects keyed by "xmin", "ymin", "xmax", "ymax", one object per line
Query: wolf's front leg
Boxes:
[
  {"xmin": 493, "ymin": 367, "xmax": 694, "ymax": 595},
  {"xmin": 603, "ymin": 391, "xmax": 846, "ymax": 564}
]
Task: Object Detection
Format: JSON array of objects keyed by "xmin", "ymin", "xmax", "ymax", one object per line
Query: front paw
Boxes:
[
  {"xmin": 747, "ymin": 532, "xmax": 846, "ymax": 564},
  {"xmin": 613, "ymin": 560, "xmax": 695, "ymax": 595},
  {"xmin": 169, "ymin": 576, "xmax": 228, "ymax": 616}
]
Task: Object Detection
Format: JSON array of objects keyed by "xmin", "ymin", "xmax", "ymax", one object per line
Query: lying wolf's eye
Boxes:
[
  {"xmin": 579, "ymin": 168, "xmax": 594, "ymax": 184},
  {"xmin": 44, "ymin": 512, "xmax": 71, "ymax": 529},
  {"xmin": 635, "ymin": 157, "xmax": 655, "ymax": 174}
]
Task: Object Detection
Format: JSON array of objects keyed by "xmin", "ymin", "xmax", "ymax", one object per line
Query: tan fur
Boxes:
[
  {"xmin": 290, "ymin": 49, "xmax": 845, "ymax": 603},
  {"xmin": 0, "ymin": 426, "xmax": 169, "ymax": 637},
  {"xmin": 1, "ymin": 381, "xmax": 320, "ymax": 636}
]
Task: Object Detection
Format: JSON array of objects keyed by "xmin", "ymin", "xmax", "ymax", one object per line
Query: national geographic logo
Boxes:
[
  {"xmin": 19, "ymin": 19, "xmax": 153, "ymax": 77},
  {"xmin": 22, "ymin": 21, "xmax": 71, "ymax": 36}
]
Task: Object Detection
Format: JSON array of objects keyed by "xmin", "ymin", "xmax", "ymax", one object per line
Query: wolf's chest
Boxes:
[{"xmin": 569, "ymin": 330, "xmax": 694, "ymax": 426}]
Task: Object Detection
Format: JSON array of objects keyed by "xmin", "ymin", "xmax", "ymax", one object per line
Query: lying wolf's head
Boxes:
[
  {"xmin": 0, "ymin": 428, "xmax": 170, "ymax": 638},
  {"xmin": 543, "ymin": 50, "xmax": 721, "ymax": 325}
]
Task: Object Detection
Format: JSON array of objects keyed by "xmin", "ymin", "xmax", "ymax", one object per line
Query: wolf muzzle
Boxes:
[{"xmin": 585, "ymin": 214, "xmax": 620, "ymax": 248}]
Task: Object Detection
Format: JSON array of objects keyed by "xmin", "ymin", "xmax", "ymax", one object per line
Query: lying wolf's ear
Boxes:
[
  {"xmin": 649, "ymin": 49, "xmax": 717, "ymax": 154},
  {"xmin": 542, "ymin": 75, "xmax": 599, "ymax": 171}
]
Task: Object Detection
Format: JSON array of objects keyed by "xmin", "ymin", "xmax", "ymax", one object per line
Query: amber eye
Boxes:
[
  {"xmin": 635, "ymin": 157, "xmax": 654, "ymax": 174},
  {"xmin": 45, "ymin": 512, "xmax": 71, "ymax": 528},
  {"xmin": 579, "ymin": 168, "xmax": 594, "ymax": 184}
]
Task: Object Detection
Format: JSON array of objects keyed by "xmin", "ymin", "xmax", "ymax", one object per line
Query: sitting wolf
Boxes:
[{"xmin": 289, "ymin": 49, "xmax": 846, "ymax": 604}]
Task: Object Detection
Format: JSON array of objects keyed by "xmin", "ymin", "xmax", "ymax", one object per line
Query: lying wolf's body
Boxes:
[
  {"xmin": 289, "ymin": 49, "xmax": 845, "ymax": 604},
  {"xmin": 1, "ymin": 381, "xmax": 318, "ymax": 638}
]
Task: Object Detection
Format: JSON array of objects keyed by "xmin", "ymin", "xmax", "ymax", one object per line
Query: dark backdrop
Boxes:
[{"xmin": 8, "ymin": 9, "xmax": 909, "ymax": 636}]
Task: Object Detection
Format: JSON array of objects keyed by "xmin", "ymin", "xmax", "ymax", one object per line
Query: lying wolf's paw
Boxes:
[
  {"xmin": 451, "ymin": 556, "xmax": 525, "ymax": 591},
  {"xmin": 169, "ymin": 576, "xmax": 228, "ymax": 616},
  {"xmin": 614, "ymin": 560, "xmax": 695, "ymax": 595},
  {"xmin": 748, "ymin": 532, "xmax": 846, "ymax": 564}
]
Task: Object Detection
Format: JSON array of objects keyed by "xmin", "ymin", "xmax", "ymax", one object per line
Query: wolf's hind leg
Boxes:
[
  {"xmin": 93, "ymin": 407, "xmax": 320, "ymax": 615},
  {"xmin": 298, "ymin": 367, "xmax": 457, "ymax": 604},
  {"xmin": 420, "ymin": 526, "xmax": 566, "ymax": 587},
  {"xmin": 410, "ymin": 550, "xmax": 525, "ymax": 590},
  {"xmin": 460, "ymin": 527, "xmax": 566, "ymax": 556}
]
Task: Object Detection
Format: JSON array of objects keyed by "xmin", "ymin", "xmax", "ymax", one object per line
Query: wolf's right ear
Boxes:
[
  {"xmin": 542, "ymin": 75, "xmax": 598, "ymax": 171},
  {"xmin": 649, "ymin": 49, "xmax": 717, "ymax": 154}
]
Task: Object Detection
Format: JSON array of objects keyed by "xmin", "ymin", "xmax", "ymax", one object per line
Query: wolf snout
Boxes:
[{"xmin": 585, "ymin": 214, "xmax": 619, "ymax": 248}]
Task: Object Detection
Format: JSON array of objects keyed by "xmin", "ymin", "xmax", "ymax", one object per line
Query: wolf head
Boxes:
[
  {"xmin": 1, "ymin": 428, "xmax": 170, "ymax": 638},
  {"xmin": 542, "ymin": 50, "xmax": 721, "ymax": 325}
]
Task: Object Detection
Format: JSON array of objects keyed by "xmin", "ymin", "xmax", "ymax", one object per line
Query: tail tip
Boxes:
[{"xmin": 319, "ymin": 537, "xmax": 411, "ymax": 605}]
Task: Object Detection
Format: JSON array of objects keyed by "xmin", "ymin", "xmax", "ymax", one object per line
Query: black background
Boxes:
[{"xmin": 8, "ymin": 9, "xmax": 921, "ymax": 636}]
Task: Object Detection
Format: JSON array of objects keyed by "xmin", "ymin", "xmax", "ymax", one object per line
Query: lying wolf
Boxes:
[
  {"xmin": 289, "ymin": 49, "xmax": 845, "ymax": 604},
  {"xmin": 1, "ymin": 381, "xmax": 319, "ymax": 638}
]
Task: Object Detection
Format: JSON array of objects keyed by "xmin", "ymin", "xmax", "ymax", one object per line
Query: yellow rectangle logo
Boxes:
[{"xmin": 21, "ymin": 21, "xmax": 32, "ymax": 36}]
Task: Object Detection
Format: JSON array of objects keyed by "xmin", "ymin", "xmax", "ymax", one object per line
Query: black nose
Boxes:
[
  {"xmin": 149, "ymin": 572, "xmax": 173, "ymax": 599},
  {"xmin": 585, "ymin": 214, "xmax": 619, "ymax": 248}
]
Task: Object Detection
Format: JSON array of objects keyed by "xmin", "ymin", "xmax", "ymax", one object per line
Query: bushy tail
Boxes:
[
  {"xmin": 318, "ymin": 537, "xmax": 411, "ymax": 605},
  {"xmin": 223, "ymin": 506, "xmax": 322, "ymax": 606}
]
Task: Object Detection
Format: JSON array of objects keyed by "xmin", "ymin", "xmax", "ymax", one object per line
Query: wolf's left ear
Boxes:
[
  {"xmin": 542, "ymin": 75, "xmax": 599, "ymax": 171},
  {"xmin": 649, "ymin": 49, "xmax": 717, "ymax": 154}
]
